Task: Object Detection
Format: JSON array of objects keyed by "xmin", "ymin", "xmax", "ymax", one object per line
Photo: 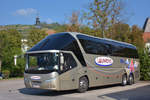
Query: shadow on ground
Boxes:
[
  {"xmin": 97, "ymin": 85, "xmax": 150, "ymax": 100},
  {"xmin": 18, "ymin": 84, "xmax": 122, "ymax": 96},
  {"xmin": 18, "ymin": 88, "xmax": 77, "ymax": 96},
  {"xmin": 88, "ymin": 83, "xmax": 121, "ymax": 91},
  {"xmin": 18, "ymin": 83, "xmax": 150, "ymax": 100}
]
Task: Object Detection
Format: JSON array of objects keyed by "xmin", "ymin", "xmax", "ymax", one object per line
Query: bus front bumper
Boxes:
[{"xmin": 24, "ymin": 77, "xmax": 58, "ymax": 90}]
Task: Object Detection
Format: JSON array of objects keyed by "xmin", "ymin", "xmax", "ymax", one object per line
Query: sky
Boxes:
[{"xmin": 0, "ymin": 0, "xmax": 150, "ymax": 28}]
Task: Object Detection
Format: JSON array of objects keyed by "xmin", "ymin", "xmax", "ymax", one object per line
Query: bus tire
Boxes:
[
  {"xmin": 122, "ymin": 74, "xmax": 127, "ymax": 86},
  {"xmin": 128, "ymin": 74, "xmax": 134, "ymax": 85},
  {"xmin": 78, "ymin": 77, "xmax": 89, "ymax": 93}
]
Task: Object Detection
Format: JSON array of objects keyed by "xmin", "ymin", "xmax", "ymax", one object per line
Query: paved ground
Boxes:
[{"xmin": 0, "ymin": 79, "xmax": 150, "ymax": 100}]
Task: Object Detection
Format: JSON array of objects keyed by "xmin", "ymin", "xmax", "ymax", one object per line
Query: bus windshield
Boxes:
[{"xmin": 25, "ymin": 53, "xmax": 60, "ymax": 74}]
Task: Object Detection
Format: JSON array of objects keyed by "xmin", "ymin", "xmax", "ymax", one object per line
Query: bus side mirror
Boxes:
[
  {"xmin": 60, "ymin": 53, "xmax": 64, "ymax": 71},
  {"xmin": 60, "ymin": 53, "xmax": 64, "ymax": 64}
]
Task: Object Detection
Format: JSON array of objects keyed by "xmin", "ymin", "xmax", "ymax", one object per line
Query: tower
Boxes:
[{"xmin": 35, "ymin": 13, "xmax": 40, "ymax": 25}]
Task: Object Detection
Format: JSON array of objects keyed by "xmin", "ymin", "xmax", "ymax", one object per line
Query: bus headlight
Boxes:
[{"xmin": 45, "ymin": 78, "xmax": 56, "ymax": 82}]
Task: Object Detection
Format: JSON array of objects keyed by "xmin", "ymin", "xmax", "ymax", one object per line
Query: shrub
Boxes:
[
  {"xmin": 2, "ymin": 70, "xmax": 10, "ymax": 79},
  {"xmin": 11, "ymin": 58, "xmax": 25, "ymax": 77},
  {"xmin": 138, "ymin": 49, "xmax": 150, "ymax": 80}
]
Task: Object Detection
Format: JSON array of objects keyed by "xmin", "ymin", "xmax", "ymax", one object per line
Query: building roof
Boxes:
[
  {"xmin": 143, "ymin": 17, "xmax": 150, "ymax": 32},
  {"xmin": 46, "ymin": 29, "xmax": 56, "ymax": 35}
]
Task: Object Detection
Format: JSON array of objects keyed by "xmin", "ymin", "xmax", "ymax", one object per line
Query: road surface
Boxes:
[{"xmin": 0, "ymin": 79, "xmax": 150, "ymax": 100}]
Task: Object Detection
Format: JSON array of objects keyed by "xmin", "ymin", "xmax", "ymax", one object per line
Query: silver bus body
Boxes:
[{"xmin": 24, "ymin": 32, "xmax": 140, "ymax": 92}]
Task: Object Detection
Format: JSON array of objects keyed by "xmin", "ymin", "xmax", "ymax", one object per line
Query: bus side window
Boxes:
[{"xmin": 63, "ymin": 53, "xmax": 77, "ymax": 71}]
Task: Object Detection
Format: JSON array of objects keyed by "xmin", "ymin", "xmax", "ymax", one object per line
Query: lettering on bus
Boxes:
[{"xmin": 95, "ymin": 57, "xmax": 113, "ymax": 66}]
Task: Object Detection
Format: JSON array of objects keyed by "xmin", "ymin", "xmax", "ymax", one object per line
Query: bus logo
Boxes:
[
  {"xmin": 95, "ymin": 57, "xmax": 113, "ymax": 66},
  {"xmin": 31, "ymin": 76, "xmax": 41, "ymax": 80}
]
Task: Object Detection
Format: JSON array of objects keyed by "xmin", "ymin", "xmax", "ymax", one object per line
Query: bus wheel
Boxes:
[
  {"xmin": 78, "ymin": 77, "xmax": 89, "ymax": 93},
  {"xmin": 122, "ymin": 74, "xmax": 127, "ymax": 86},
  {"xmin": 128, "ymin": 74, "xmax": 134, "ymax": 85}
]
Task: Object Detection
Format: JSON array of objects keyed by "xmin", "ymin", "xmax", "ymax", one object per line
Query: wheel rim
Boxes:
[
  {"xmin": 123, "ymin": 75, "xmax": 127, "ymax": 85},
  {"xmin": 129, "ymin": 75, "xmax": 133, "ymax": 84},
  {"xmin": 80, "ymin": 80, "xmax": 88, "ymax": 90}
]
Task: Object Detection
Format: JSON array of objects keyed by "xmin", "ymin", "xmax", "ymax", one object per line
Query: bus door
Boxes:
[{"xmin": 59, "ymin": 52, "xmax": 78, "ymax": 90}]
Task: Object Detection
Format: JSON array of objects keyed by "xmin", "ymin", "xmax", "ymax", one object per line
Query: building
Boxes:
[
  {"xmin": 35, "ymin": 14, "xmax": 41, "ymax": 29},
  {"xmin": 35, "ymin": 16, "xmax": 40, "ymax": 26},
  {"xmin": 21, "ymin": 39, "xmax": 29, "ymax": 53},
  {"xmin": 45, "ymin": 29, "xmax": 56, "ymax": 35},
  {"xmin": 143, "ymin": 17, "xmax": 150, "ymax": 48}
]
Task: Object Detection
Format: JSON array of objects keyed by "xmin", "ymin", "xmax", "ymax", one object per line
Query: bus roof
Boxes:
[
  {"xmin": 27, "ymin": 32, "xmax": 137, "ymax": 54},
  {"xmin": 69, "ymin": 32, "xmax": 137, "ymax": 49}
]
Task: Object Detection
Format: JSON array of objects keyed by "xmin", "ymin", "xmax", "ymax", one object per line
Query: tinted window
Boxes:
[
  {"xmin": 77, "ymin": 35, "xmax": 110, "ymax": 55},
  {"xmin": 29, "ymin": 33, "xmax": 74, "ymax": 51},
  {"xmin": 64, "ymin": 40, "xmax": 87, "ymax": 66},
  {"xmin": 28, "ymin": 33, "xmax": 87, "ymax": 66},
  {"xmin": 110, "ymin": 42, "xmax": 138, "ymax": 58},
  {"xmin": 62, "ymin": 53, "xmax": 77, "ymax": 72},
  {"xmin": 77, "ymin": 34, "xmax": 138, "ymax": 58}
]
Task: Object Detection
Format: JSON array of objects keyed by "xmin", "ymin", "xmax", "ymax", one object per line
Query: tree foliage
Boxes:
[
  {"xmin": 130, "ymin": 25, "xmax": 144, "ymax": 48},
  {"xmin": 66, "ymin": 11, "xmax": 81, "ymax": 32},
  {"xmin": 40, "ymin": 22, "xmax": 67, "ymax": 32},
  {"xmin": 27, "ymin": 28, "xmax": 48, "ymax": 48},
  {"xmin": 85, "ymin": 0, "xmax": 123, "ymax": 37},
  {"xmin": 138, "ymin": 49, "xmax": 150, "ymax": 80},
  {"xmin": 106, "ymin": 23, "xmax": 144, "ymax": 48},
  {"xmin": 0, "ymin": 29, "xmax": 24, "ymax": 77},
  {"xmin": 106, "ymin": 23, "xmax": 130, "ymax": 41}
]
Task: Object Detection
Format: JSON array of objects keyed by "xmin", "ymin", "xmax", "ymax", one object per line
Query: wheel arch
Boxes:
[{"xmin": 129, "ymin": 72, "xmax": 134, "ymax": 79}]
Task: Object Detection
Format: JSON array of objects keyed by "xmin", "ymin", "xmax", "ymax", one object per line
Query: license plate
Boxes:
[{"xmin": 32, "ymin": 84, "xmax": 40, "ymax": 88}]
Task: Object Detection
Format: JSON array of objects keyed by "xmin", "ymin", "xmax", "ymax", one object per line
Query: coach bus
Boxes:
[{"xmin": 24, "ymin": 32, "xmax": 140, "ymax": 92}]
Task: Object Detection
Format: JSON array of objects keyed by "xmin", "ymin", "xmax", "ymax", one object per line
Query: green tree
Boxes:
[
  {"xmin": 0, "ymin": 32, "xmax": 4, "ymax": 72},
  {"xmin": 106, "ymin": 23, "xmax": 130, "ymax": 42},
  {"xmin": 55, "ymin": 24, "xmax": 68, "ymax": 33},
  {"xmin": 27, "ymin": 28, "xmax": 47, "ymax": 48},
  {"xmin": 138, "ymin": 49, "xmax": 150, "ymax": 80},
  {"xmin": 0, "ymin": 29, "xmax": 23, "ymax": 77},
  {"xmin": 130, "ymin": 25, "xmax": 144, "ymax": 48},
  {"xmin": 80, "ymin": 26, "xmax": 94, "ymax": 36}
]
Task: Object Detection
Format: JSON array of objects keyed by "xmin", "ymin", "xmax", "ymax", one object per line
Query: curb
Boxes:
[{"xmin": 0, "ymin": 77, "xmax": 23, "ymax": 81}]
